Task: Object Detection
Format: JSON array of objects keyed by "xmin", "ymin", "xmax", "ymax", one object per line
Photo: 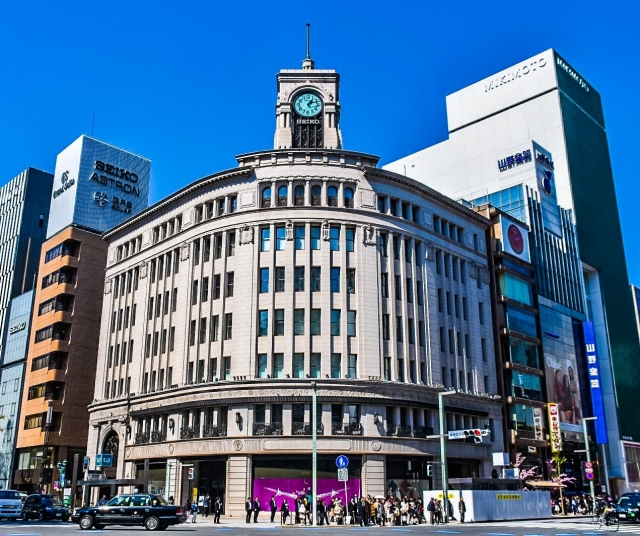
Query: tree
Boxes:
[
  {"xmin": 547, "ymin": 452, "xmax": 576, "ymax": 515},
  {"xmin": 514, "ymin": 452, "xmax": 540, "ymax": 486}
]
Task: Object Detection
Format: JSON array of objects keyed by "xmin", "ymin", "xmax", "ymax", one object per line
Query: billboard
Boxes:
[
  {"xmin": 500, "ymin": 215, "xmax": 530, "ymax": 263},
  {"xmin": 548, "ymin": 403, "xmax": 562, "ymax": 452},
  {"xmin": 582, "ymin": 321, "xmax": 608, "ymax": 444},
  {"xmin": 533, "ymin": 142, "xmax": 562, "ymax": 237},
  {"xmin": 47, "ymin": 135, "xmax": 151, "ymax": 237}
]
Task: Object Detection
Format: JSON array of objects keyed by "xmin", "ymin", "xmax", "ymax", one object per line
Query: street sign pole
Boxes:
[
  {"xmin": 583, "ymin": 417, "xmax": 597, "ymax": 505},
  {"xmin": 312, "ymin": 382, "xmax": 317, "ymax": 526},
  {"xmin": 70, "ymin": 453, "xmax": 79, "ymax": 511},
  {"xmin": 439, "ymin": 390, "xmax": 455, "ymax": 523}
]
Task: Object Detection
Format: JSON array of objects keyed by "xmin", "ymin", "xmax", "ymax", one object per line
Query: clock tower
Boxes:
[{"xmin": 274, "ymin": 27, "xmax": 342, "ymax": 150}]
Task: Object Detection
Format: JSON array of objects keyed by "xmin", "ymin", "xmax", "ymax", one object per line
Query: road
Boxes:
[{"xmin": 1, "ymin": 517, "xmax": 639, "ymax": 535}]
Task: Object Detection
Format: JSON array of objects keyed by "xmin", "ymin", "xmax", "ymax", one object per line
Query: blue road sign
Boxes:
[
  {"xmin": 336, "ymin": 455, "xmax": 349, "ymax": 469},
  {"xmin": 96, "ymin": 453, "xmax": 113, "ymax": 468}
]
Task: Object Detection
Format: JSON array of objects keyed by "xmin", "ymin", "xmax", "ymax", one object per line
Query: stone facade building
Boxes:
[{"xmin": 86, "ymin": 58, "xmax": 503, "ymax": 515}]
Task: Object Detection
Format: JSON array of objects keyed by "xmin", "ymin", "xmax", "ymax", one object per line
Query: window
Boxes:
[
  {"xmin": 454, "ymin": 294, "xmax": 460, "ymax": 318},
  {"xmin": 257, "ymin": 354, "xmax": 268, "ymax": 378},
  {"xmin": 294, "ymin": 267, "xmax": 305, "ymax": 291},
  {"xmin": 199, "ymin": 317, "xmax": 207, "ymax": 344},
  {"xmin": 222, "ymin": 357, "xmax": 231, "ymax": 380},
  {"xmin": 329, "ymin": 226, "xmax": 340, "ymax": 251},
  {"xmin": 295, "ymin": 226, "xmax": 305, "ymax": 249},
  {"xmin": 378, "ymin": 195, "xmax": 386, "ymax": 213},
  {"xmin": 380, "ymin": 232, "xmax": 388, "ymax": 257},
  {"xmin": 293, "ymin": 353, "xmax": 304, "ymax": 378},
  {"xmin": 509, "ymin": 337, "xmax": 540, "ymax": 368},
  {"xmin": 347, "ymin": 311, "xmax": 356, "ymax": 337},
  {"xmin": 145, "ymin": 334, "xmax": 151, "ymax": 357},
  {"xmin": 169, "ymin": 327, "xmax": 175, "ymax": 352},
  {"xmin": 201, "ymin": 277, "xmax": 209, "ymax": 302},
  {"xmin": 408, "ymin": 319, "xmax": 415, "ymax": 344},
  {"xmin": 162, "ymin": 292, "xmax": 169, "ymax": 315},
  {"xmin": 382, "ymin": 314, "xmax": 390, "ymax": 340},
  {"xmin": 259, "ymin": 268, "xmax": 269, "ymax": 293},
  {"xmin": 214, "ymin": 234, "xmax": 223, "ymax": 259},
  {"xmin": 202, "ymin": 237, "xmax": 211, "ymax": 262},
  {"xmin": 227, "ymin": 231, "xmax": 236, "ymax": 256},
  {"xmin": 193, "ymin": 241, "xmax": 200, "ymax": 265},
  {"xmin": 273, "ymin": 353, "xmax": 284, "ymax": 378},
  {"xmin": 262, "ymin": 187, "xmax": 271, "ymax": 208},
  {"xmin": 395, "ymin": 275, "xmax": 401, "ymax": 301},
  {"xmin": 331, "ymin": 310, "xmax": 341, "ymax": 335},
  {"xmin": 189, "ymin": 320, "xmax": 196, "ymax": 346},
  {"xmin": 448, "ymin": 329, "xmax": 454, "ymax": 354},
  {"xmin": 311, "ymin": 267, "xmax": 321, "ymax": 291},
  {"xmin": 223, "ymin": 313, "xmax": 233, "ymax": 339},
  {"xmin": 510, "ymin": 371, "xmax": 543, "ymax": 401},
  {"xmin": 310, "ymin": 353, "xmax": 321, "ymax": 378},
  {"xmin": 260, "ymin": 227, "xmax": 271, "ymax": 251},
  {"xmin": 311, "ymin": 185, "xmax": 321, "ymax": 206},
  {"xmin": 499, "ymin": 273, "xmax": 533, "ymax": 305},
  {"xmin": 381, "ymin": 273, "xmax": 389, "ymax": 298},
  {"xmin": 479, "ymin": 302, "xmax": 484, "ymax": 324},
  {"xmin": 294, "ymin": 309, "xmax": 305, "ymax": 335},
  {"xmin": 276, "ymin": 225, "xmax": 286, "ymax": 250},
  {"xmin": 225, "ymin": 272, "xmax": 234, "ymax": 297},
  {"xmin": 210, "ymin": 315, "xmax": 219, "ymax": 342},
  {"xmin": 274, "ymin": 309, "xmax": 284, "ymax": 335},
  {"xmin": 310, "ymin": 225, "xmax": 321, "ymax": 249},
  {"xmin": 444, "ymin": 253, "xmax": 451, "ymax": 277},
  {"xmin": 406, "ymin": 278, "xmax": 413, "ymax": 303},
  {"xmin": 327, "ymin": 185, "xmax": 338, "ymax": 206},
  {"xmin": 331, "ymin": 353, "xmax": 341, "ymax": 378},
  {"xmin": 404, "ymin": 240, "xmax": 412, "ymax": 263},
  {"xmin": 346, "ymin": 228, "xmax": 355, "ymax": 252},
  {"xmin": 463, "ymin": 297, "xmax": 468, "ymax": 320},
  {"xmin": 344, "ymin": 187, "xmax": 354, "ymax": 208},
  {"xmin": 278, "ymin": 185, "xmax": 288, "ymax": 206},
  {"xmin": 258, "ymin": 310, "xmax": 268, "ymax": 336},
  {"xmin": 275, "ymin": 267, "xmax": 285, "ymax": 292},
  {"xmin": 446, "ymin": 291, "xmax": 451, "ymax": 315},
  {"xmin": 505, "ymin": 306, "xmax": 537, "ymax": 337},
  {"xmin": 310, "ymin": 309, "xmax": 321, "ymax": 335},
  {"xmin": 347, "ymin": 269, "xmax": 355, "ymax": 294},
  {"xmin": 147, "ymin": 297, "xmax": 153, "ymax": 320},
  {"xmin": 481, "ymin": 338, "xmax": 488, "ymax": 362},
  {"xmin": 171, "ymin": 289, "xmax": 177, "ymax": 312},
  {"xmin": 465, "ymin": 334, "xmax": 470, "ymax": 359},
  {"xmin": 24, "ymin": 414, "xmax": 43, "ymax": 430},
  {"xmin": 191, "ymin": 280, "xmax": 198, "ymax": 305},
  {"xmin": 294, "ymin": 185, "xmax": 305, "ymax": 206},
  {"xmin": 419, "ymin": 321, "xmax": 425, "ymax": 346},
  {"xmin": 384, "ymin": 356, "xmax": 391, "ymax": 380},
  {"xmin": 396, "ymin": 317, "xmax": 403, "ymax": 342},
  {"xmin": 347, "ymin": 354, "xmax": 357, "ymax": 378},
  {"xmin": 155, "ymin": 294, "xmax": 162, "ymax": 317},
  {"xmin": 213, "ymin": 274, "xmax": 221, "ymax": 299},
  {"xmin": 393, "ymin": 236, "xmax": 401, "ymax": 260},
  {"xmin": 330, "ymin": 268, "xmax": 340, "ymax": 292},
  {"xmin": 398, "ymin": 358, "xmax": 405, "ymax": 382},
  {"xmin": 417, "ymin": 280, "xmax": 424, "ymax": 306}
]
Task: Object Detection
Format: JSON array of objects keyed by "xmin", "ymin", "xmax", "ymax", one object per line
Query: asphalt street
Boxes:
[{"xmin": 1, "ymin": 517, "xmax": 640, "ymax": 536}]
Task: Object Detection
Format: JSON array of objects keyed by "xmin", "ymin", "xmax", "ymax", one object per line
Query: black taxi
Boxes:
[{"xmin": 72, "ymin": 493, "xmax": 185, "ymax": 531}]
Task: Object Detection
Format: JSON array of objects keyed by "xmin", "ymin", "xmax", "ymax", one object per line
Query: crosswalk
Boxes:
[{"xmin": 477, "ymin": 519, "xmax": 640, "ymax": 534}]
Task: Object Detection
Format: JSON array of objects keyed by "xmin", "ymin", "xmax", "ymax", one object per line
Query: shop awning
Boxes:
[{"xmin": 525, "ymin": 480, "xmax": 565, "ymax": 489}]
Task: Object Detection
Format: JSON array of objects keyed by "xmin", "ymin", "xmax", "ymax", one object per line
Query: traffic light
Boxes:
[
  {"xmin": 426, "ymin": 464, "xmax": 433, "ymax": 477},
  {"xmin": 463, "ymin": 429, "xmax": 483, "ymax": 443},
  {"xmin": 188, "ymin": 467, "xmax": 195, "ymax": 480}
]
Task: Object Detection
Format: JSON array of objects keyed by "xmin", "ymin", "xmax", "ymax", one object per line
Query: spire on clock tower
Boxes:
[
  {"xmin": 302, "ymin": 23, "xmax": 315, "ymax": 70},
  {"xmin": 274, "ymin": 24, "xmax": 342, "ymax": 150}
]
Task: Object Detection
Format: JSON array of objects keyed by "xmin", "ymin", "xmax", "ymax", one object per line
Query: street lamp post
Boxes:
[
  {"xmin": 582, "ymin": 417, "xmax": 597, "ymax": 505},
  {"xmin": 311, "ymin": 381, "xmax": 317, "ymax": 525},
  {"xmin": 439, "ymin": 390, "xmax": 456, "ymax": 523}
]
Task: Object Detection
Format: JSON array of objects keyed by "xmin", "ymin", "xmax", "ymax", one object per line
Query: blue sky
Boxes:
[{"xmin": 1, "ymin": 1, "xmax": 639, "ymax": 284}]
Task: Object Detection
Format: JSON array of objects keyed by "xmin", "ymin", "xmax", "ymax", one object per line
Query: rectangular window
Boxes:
[
  {"xmin": 259, "ymin": 310, "xmax": 268, "ymax": 336},
  {"xmin": 155, "ymin": 293, "xmax": 162, "ymax": 317},
  {"xmin": 347, "ymin": 310, "xmax": 356, "ymax": 337},
  {"xmin": 223, "ymin": 313, "xmax": 233, "ymax": 339},
  {"xmin": 396, "ymin": 317, "xmax": 403, "ymax": 342},
  {"xmin": 226, "ymin": 272, "xmax": 234, "ymax": 297},
  {"xmin": 211, "ymin": 315, "xmax": 219, "ymax": 342},
  {"xmin": 463, "ymin": 297, "xmax": 468, "ymax": 320},
  {"xmin": 310, "ymin": 225, "xmax": 321, "ymax": 250},
  {"xmin": 213, "ymin": 274, "xmax": 221, "ymax": 299},
  {"xmin": 152, "ymin": 332, "xmax": 159, "ymax": 356},
  {"xmin": 406, "ymin": 278, "xmax": 413, "ymax": 303},
  {"xmin": 294, "ymin": 226, "xmax": 305, "ymax": 249},
  {"xmin": 331, "ymin": 309, "xmax": 341, "ymax": 335},
  {"xmin": 481, "ymin": 338, "xmax": 488, "ymax": 362},
  {"xmin": 169, "ymin": 326, "xmax": 175, "ymax": 352},
  {"xmin": 260, "ymin": 227, "xmax": 271, "ymax": 252},
  {"xmin": 160, "ymin": 329, "xmax": 167, "ymax": 354},
  {"xmin": 275, "ymin": 267, "xmax": 285, "ymax": 292},
  {"xmin": 310, "ymin": 353, "xmax": 321, "ymax": 378},
  {"xmin": 499, "ymin": 273, "xmax": 533, "ymax": 306},
  {"xmin": 448, "ymin": 329, "xmax": 454, "ymax": 355},
  {"xmin": 505, "ymin": 306, "xmax": 537, "ymax": 337},
  {"xmin": 384, "ymin": 356, "xmax": 391, "ymax": 381},
  {"xmin": 408, "ymin": 319, "xmax": 415, "ymax": 344},
  {"xmin": 347, "ymin": 354, "xmax": 357, "ymax": 379},
  {"xmin": 222, "ymin": 357, "xmax": 231, "ymax": 380},
  {"xmin": 203, "ymin": 236, "xmax": 211, "ymax": 262},
  {"xmin": 191, "ymin": 280, "xmax": 198, "ymax": 305},
  {"xmin": 227, "ymin": 231, "xmax": 236, "ymax": 257},
  {"xmin": 436, "ymin": 250, "xmax": 442, "ymax": 275},
  {"xmin": 393, "ymin": 236, "xmax": 401, "ymax": 260},
  {"xmin": 201, "ymin": 277, "xmax": 209, "ymax": 302},
  {"xmin": 345, "ymin": 227, "xmax": 355, "ymax": 252},
  {"xmin": 214, "ymin": 233, "xmax": 223, "ymax": 259},
  {"xmin": 310, "ymin": 309, "xmax": 321, "ymax": 335},
  {"xmin": 163, "ymin": 292, "xmax": 169, "ymax": 315},
  {"xmin": 479, "ymin": 302, "xmax": 484, "ymax": 324},
  {"xmin": 331, "ymin": 353, "xmax": 341, "ymax": 378},
  {"xmin": 311, "ymin": 267, "xmax": 321, "ymax": 291},
  {"xmin": 395, "ymin": 275, "xmax": 401, "ymax": 301},
  {"xmin": 465, "ymin": 334, "xmax": 470, "ymax": 359},
  {"xmin": 276, "ymin": 225, "xmax": 286, "ymax": 251},
  {"xmin": 171, "ymin": 288, "xmax": 177, "ymax": 312},
  {"xmin": 446, "ymin": 291, "xmax": 451, "ymax": 315},
  {"xmin": 380, "ymin": 232, "xmax": 388, "ymax": 257},
  {"xmin": 294, "ymin": 267, "xmax": 305, "ymax": 291},
  {"xmin": 439, "ymin": 327, "xmax": 446, "ymax": 353},
  {"xmin": 199, "ymin": 317, "xmax": 207, "ymax": 344},
  {"xmin": 259, "ymin": 267, "xmax": 269, "ymax": 293},
  {"xmin": 454, "ymin": 294, "xmax": 460, "ymax": 318},
  {"xmin": 273, "ymin": 353, "xmax": 284, "ymax": 378},
  {"xmin": 193, "ymin": 241, "xmax": 200, "ymax": 265},
  {"xmin": 330, "ymin": 267, "xmax": 340, "ymax": 292},
  {"xmin": 347, "ymin": 269, "xmax": 355, "ymax": 294},
  {"xmin": 145, "ymin": 333, "xmax": 151, "ymax": 357},
  {"xmin": 382, "ymin": 314, "xmax": 390, "ymax": 340},
  {"xmin": 189, "ymin": 320, "xmax": 196, "ymax": 346},
  {"xmin": 257, "ymin": 354, "xmax": 268, "ymax": 378},
  {"xmin": 294, "ymin": 309, "xmax": 305, "ymax": 335},
  {"xmin": 398, "ymin": 358, "xmax": 405, "ymax": 382},
  {"xmin": 274, "ymin": 309, "xmax": 285, "ymax": 335},
  {"xmin": 419, "ymin": 321, "xmax": 425, "ymax": 346},
  {"xmin": 208, "ymin": 358, "xmax": 217, "ymax": 382},
  {"xmin": 293, "ymin": 353, "xmax": 304, "ymax": 378},
  {"xmin": 147, "ymin": 297, "xmax": 153, "ymax": 320},
  {"xmin": 381, "ymin": 273, "xmax": 389, "ymax": 298},
  {"xmin": 329, "ymin": 226, "xmax": 340, "ymax": 251},
  {"xmin": 417, "ymin": 280, "xmax": 424, "ymax": 306}
]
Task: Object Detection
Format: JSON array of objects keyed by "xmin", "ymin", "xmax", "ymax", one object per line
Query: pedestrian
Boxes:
[
  {"xmin": 213, "ymin": 496, "xmax": 222, "ymax": 523},
  {"xmin": 270, "ymin": 495, "xmax": 277, "ymax": 522},
  {"xmin": 245, "ymin": 497, "xmax": 253, "ymax": 523},
  {"xmin": 318, "ymin": 498, "xmax": 329, "ymax": 525},
  {"xmin": 458, "ymin": 497, "xmax": 466, "ymax": 523},
  {"xmin": 203, "ymin": 494, "xmax": 210, "ymax": 517},
  {"xmin": 427, "ymin": 497, "xmax": 435, "ymax": 525},
  {"xmin": 281, "ymin": 499, "xmax": 290, "ymax": 525},
  {"xmin": 253, "ymin": 496, "xmax": 261, "ymax": 523},
  {"xmin": 190, "ymin": 500, "xmax": 199, "ymax": 523},
  {"xmin": 168, "ymin": 496, "xmax": 175, "ymax": 505},
  {"xmin": 299, "ymin": 497, "xmax": 307, "ymax": 525},
  {"xmin": 98, "ymin": 495, "xmax": 109, "ymax": 506},
  {"xmin": 434, "ymin": 499, "xmax": 442, "ymax": 524},
  {"xmin": 186, "ymin": 499, "xmax": 192, "ymax": 523},
  {"xmin": 376, "ymin": 499, "xmax": 386, "ymax": 526}
]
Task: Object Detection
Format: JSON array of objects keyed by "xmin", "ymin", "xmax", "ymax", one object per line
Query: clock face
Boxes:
[{"xmin": 294, "ymin": 93, "xmax": 322, "ymax": 117}]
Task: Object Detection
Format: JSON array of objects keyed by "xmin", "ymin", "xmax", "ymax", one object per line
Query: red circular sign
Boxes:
[{"xmin": 507, "ymin": 224, "xmax": 524, "ymax": 255}]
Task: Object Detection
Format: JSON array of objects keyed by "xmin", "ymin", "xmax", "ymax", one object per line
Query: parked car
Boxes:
[
  {"xmin": 616, "ymin": 492, "xmax": 640, "ymax": 523},
  {"xmin": 21, "ymin": 494, "xmax": 70, "ymax": 521},
  {"xmin": 0, "ymin": 490, "xmax": 23, "ymax": 521},
  {"xmin": 72, "ymin": 493, "xmax": 185, "ymax": 531}
]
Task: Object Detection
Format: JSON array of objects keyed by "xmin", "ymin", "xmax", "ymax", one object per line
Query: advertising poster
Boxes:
[
  {"xmin": 583, "ymin": 321, "xmax": 608, "ymax": 444},
  {"xmin": 548, "ymin": 403, "xmax": 562, "ymax": 452},
  {"xmin": 500, "ymin": 216, "xmax": 531, "ymax": 263},
  {"xmin": 544, "ymin": 350, "xmax": 583, "ymax": 433}
]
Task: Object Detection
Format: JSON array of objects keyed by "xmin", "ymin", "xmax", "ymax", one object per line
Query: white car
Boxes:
[{"xmin": 0, "ymin": 490, "xmax": 23, "ymax": 521}]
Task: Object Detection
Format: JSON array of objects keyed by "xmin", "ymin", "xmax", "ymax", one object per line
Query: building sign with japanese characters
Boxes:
[
  {"xmin": 497, "ymin": 149, "xmax": 532, "ymax": 172},
  {"xmin": 533, "ymin": 407, "xmax": 544, "ymax": 441},
  {"xmin": 583, "ymin": 321, "xmax": 608, "ymax": 444},
  {"xmin": 548, "ymin": 402, "xmax": 563, "ymax": 452}
]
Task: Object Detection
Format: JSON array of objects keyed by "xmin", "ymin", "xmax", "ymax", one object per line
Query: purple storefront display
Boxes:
[{"xmin": 253, "ymin": 478, "xmax": 361, "ymax": 512}]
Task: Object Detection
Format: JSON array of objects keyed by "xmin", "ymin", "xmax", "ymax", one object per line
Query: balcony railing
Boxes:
[
  {"xmin": 180, "ymin": 425, "xmax": 201, "ymax": 440},
  {"xmin": 203, "ymin": 424, "xmax": 227, "ymax": 438},
  {"xmin": 252, "ymin": 422, "xmax": 283, "ymax": 436},
  {"xmin": 135, "ymin": 432, "xmax": 150, "ymax": 444},
  {"xmin": 331, "ymin": 422, "xmax": 363, "ymax": 436},
  {"xmin": 151, "ymin": 429, "xmax": 167, "ymax": 443},
  {"xmin": 387, "ymin": 424, "xmax": 413, "ymax": 438},
  {"xmin": 413, "ymin": 426, "xmax": 434, "ymax": 439},
  {"xmin": 291, "ymin": 422, "xmax": 325, "ymax": 436}
]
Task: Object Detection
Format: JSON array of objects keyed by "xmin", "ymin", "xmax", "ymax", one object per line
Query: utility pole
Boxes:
[
  {"xmin": 312, "ymin": 381, "xmax": 317, "ymax": 525},
  {"xmin": 582, "ymin": 417, "xmax": 597, "ymax": 505},
  {"xmin": 439, "ymin": 390, "xmax": 456, "ymax": 523}
]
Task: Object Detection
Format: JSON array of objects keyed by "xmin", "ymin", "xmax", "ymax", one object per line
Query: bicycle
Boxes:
[{"xmin": 591, "ymin": 507, "xmax": 619, "ymax": 532}]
